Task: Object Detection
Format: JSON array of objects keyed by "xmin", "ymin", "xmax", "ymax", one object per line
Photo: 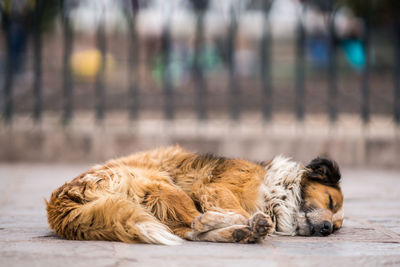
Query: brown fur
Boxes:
[
  {"xmin": 300, "ymin": 181, "xmax": 344, "ymax": 233},
  {"xmin": 46, "ymin": 145, "xmax": 343, "ymax": 244}
]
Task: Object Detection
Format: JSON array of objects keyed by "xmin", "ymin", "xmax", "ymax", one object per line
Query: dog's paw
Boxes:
[
  {"xmin": 232, "ymin": 226, "xmax": 258, "ymax": 244},
  {"xmin": 249, "ymin": 212, "xmax": 274, "ymax": 239},
  {"xmin": 231, "ymin": 213, "xmax": 274, "ymax": 244}
]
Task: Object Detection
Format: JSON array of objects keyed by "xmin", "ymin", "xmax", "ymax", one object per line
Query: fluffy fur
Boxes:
[
  {"xmin": 258, "ymin": 156, "xmax": 304, "ymax": 235},
  {"xmin": 46, "ymin": 145, "xmax": 343, "ymax": 244}
]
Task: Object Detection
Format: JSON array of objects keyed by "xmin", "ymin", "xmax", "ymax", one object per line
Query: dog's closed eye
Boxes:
[{"xmin": 328, "ymin": 195, "xmax": 333, "ymax": 210}]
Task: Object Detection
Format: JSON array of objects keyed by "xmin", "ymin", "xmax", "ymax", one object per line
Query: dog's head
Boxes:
[{"xmin": 297, "ymin": 157, "xmax": 343, "ymax": 236}]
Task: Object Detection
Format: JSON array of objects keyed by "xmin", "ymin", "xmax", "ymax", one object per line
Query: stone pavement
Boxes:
[{"xmin": 0, "ymin": 164, "xmax": 399, "ymax": 267}]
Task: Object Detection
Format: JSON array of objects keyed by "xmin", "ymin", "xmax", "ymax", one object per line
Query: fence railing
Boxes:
[{"xmin": 1, "ymin": 0, "xmax": 399, "ymax": 125}]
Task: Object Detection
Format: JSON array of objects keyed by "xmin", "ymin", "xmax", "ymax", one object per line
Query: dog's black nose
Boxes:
[{"xmin": 320, "ymin": 221, "xmax": 332, "ymax": 236}]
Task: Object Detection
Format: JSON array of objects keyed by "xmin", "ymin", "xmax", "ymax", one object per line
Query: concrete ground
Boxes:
[{"xmin": 0, "ymin": 164, "xmax": 399, "ymax": 267}]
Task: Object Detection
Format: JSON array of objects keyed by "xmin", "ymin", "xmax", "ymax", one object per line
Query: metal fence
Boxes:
[{"xmin": 1, "ymin": 0, "xmax": 399, "ymax": 125}]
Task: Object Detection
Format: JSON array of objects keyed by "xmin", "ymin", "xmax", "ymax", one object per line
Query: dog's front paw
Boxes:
[
  {"xmin": 249, "ymin": 212, "xmax": 274, "ymax": 239},
  {"xmin": 232, "ymin": 227, "xmax": 254, "ymax": 243}
]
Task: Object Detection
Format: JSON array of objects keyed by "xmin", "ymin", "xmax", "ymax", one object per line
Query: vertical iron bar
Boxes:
[
  {"xmin": 228, "ymin": 6, "xmax": 239, "ymax": 121},
  {"xmin": 95, "ymin": 12, "xmax": 106, "ymax": 123},
  {"xmin": 295, "ymin": 7, "xmax": 305, "ymax": 121},
  {"xmin": 394, "ymin": 19, "xmax": 400, "ymax": 125},
  {"xmin": 162, "ymin": 21, "xmax": 173, "ymax": 120},
  {"xmin": 361, "ymin": 0, "xmax": 371, "ymax": 125},
  {"xmin": 193, "ymin": 9, "xmax": 207, "ymax": 120},
  {"xmin": 260, "ymin": 1, "xmax": 272, "ymax": 121},
  {"xmin": 61, "ymin": 3, "xmax": 74, "ymax": 125},
  {"xmin": 126, "ymin": 1, "xmax": 139, "ymax": 121},
  {"xmin": 328, "ymin": 2, "xmax": 337, "ymax": 123},
  {"xmin": 33, "ymin": 0, "xmax": 43, "ymax": 122},
  {"xmin": 3, "ymin": 28, "xmax": 14, "ymax": 123}
]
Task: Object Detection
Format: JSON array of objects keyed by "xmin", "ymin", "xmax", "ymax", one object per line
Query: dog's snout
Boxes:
[{"xmin": 320, "ymin": 221, "xmax": 332, "ymax": 236}]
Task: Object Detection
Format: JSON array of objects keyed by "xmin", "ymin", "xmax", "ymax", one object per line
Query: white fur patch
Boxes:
[
  {"xmin": 136, "ymin": 222, "xmax": 183, "ymax": 246},
  {"xmin": 333, "ymin": 207, "xmax": 344, "ymax": 222},
  {"xmin": 258, "ymin": 155, "xmax": 304, "ymax": 235}
]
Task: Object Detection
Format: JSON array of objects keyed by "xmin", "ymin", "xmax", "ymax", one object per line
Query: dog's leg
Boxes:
[
  {"xmin": 191, "ymin": 210, "xmax": 247, "ymax": 233},
  {"xmin": 190, "ymin": 183, "xmax": 274, "ymax": 242},
  {"xmin": 194, "ymin": 221, "xmax": 272, "ymax": 244},
  {"xmin": 173, "ymin": 222, "xmax": 256, "ymax": 243},
  {"xmin": 192, "ymin": 183, "xmax": 252, "ymax": 218},
  {"xmin": 142, "ymin": 181, "xmax": 274, "ymax": 243},
  {"xmin": 168, "ymin": 205, "xmax": 272, "ymax": 242},
  {"xmin": 191, "ymin": 211, "xmax": 274, "ymax": 243},
  {"xmin": 83, "ymin": 165, "xmax": 202, "ymax": 231},
  {"xmin": 171, "ymin": 227, "xmax": 198, "ymax": 241},
  {"xmin": 197, "ymin": 225, "xmax": 253, "ymax": 243},
  {"xmin": 47, "ymin": 190, "xmax": 184, "ymax": 245},
  {"xmin": 140, "ymin": 181, "xmax": 201, "ymax": 229}
]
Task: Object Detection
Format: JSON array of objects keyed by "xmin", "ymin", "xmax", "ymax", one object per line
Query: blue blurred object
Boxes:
[
  {"xmin": 341, "ymin": 39, "xmax": 365, "ymax": 71},
  {"xmin": 308, "ymin": 36, "xmax": 330, "ymax": 67}
]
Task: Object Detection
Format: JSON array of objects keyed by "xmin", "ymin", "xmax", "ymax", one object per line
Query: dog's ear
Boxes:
[{"xmin": 306, "ymin": 157, "xmax": 341, "ymax": 185}]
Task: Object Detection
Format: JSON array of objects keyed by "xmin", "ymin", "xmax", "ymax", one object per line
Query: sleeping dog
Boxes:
[{"xmin": 46, "ymin": 145, "xmax": 343, "ymax": 244}]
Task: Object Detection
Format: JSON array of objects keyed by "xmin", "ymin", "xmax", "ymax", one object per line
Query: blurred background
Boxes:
[{"xmin": 0, "ymin": 0, "xmax": 399, "ymax": 167}]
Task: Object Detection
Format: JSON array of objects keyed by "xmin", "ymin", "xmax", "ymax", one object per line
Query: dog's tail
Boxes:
[{"xmin": 45, "ymin": 184, "xmax": 182, "ymax": 245}]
